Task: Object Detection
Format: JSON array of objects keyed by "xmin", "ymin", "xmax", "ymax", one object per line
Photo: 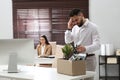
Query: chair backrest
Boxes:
[
  {"xmin": 55, "ymin": 45, "xmax": 64, "ymax": 58},
  {"xmin": 49, "ymin": 41, "xmax": 57, "ymax": 55},
  {"xmin": 52, "ymin": 45, "xmax": 64, "ymax": 68}
]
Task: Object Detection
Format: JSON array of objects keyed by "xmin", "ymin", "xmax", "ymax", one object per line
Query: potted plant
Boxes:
[{"xmin": 62, "ymin": 43, "xmax": 73, "ymax": 60}]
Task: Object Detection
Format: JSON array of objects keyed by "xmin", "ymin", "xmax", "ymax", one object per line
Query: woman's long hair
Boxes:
[{"xmin": 40, "ymin": 35, "xmax": 50, "ymax": 45}]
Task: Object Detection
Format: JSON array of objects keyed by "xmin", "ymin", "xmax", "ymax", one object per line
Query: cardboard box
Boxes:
[{"xmin": 57, "ymin": 58, "xmax": 86, "ymax": 76}]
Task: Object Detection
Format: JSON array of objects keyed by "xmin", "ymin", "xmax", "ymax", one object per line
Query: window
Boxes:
[
  {"xmin": 12, "ymin": 0, "xmax": 89, "ymax": 48},
  {"xmin": 16, "ymin": 9, "xmax": 51, "ymax": 47}
]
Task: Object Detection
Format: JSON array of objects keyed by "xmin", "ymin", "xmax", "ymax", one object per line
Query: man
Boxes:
[{"xmin": 65, "ymin": 9, "xmax": 100, "ymax": 71}]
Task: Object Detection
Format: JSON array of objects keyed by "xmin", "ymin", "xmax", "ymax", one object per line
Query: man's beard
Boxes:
[{"xmin": 78, "ymin": 19, "xmax": 84, "ymax": 27}]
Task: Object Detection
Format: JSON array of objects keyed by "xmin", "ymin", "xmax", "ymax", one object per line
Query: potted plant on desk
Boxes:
[
  {"xmin": 62, "ymin": 43, "xmax": 73, "ymax": 60},
  {"xmin": 57, "ymin": 43, "xmax": 86, "ymax": 76}
]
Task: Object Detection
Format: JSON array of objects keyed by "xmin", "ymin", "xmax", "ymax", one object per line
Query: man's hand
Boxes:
[{"xmin": 76, "ymin": 45, "xmax": 86, "ymax": 53}]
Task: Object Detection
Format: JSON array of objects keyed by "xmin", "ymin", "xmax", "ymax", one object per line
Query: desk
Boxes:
[
  {"xmin": 35, "ymin": 57, "xmax": 54, "ymax": 64},
  {"xmin": 0, "ymin": 65, "xmax": 95, "ymax": 80},
  {"xmin": 34, "ymin": 57, "xmax": 55, "ymax": 67}
]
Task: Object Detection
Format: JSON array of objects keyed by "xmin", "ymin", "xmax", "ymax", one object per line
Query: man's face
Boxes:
[{"xmin": 71, "ymin": 14, "xmax": 84, "ymax": 27}]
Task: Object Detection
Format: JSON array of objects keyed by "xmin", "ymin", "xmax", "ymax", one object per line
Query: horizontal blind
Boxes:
[{"xmin": 13, "ymin": 0, "xmax": 89, "ymax": 47}]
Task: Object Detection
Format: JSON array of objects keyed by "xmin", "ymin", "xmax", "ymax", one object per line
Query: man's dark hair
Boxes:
[{"xmin": 69, "ymin": 9, "xmax": 82, "ymax": 17}]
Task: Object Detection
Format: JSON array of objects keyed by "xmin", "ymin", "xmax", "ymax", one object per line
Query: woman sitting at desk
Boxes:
[{"xmin": 36, "ymin": 35, "xmax": 52, "ymax": 57}]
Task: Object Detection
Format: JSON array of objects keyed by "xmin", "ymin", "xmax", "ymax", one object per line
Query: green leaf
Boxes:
[{"xmin": 62, "ymin": 43, "xmax": 73, "ymax": 59}]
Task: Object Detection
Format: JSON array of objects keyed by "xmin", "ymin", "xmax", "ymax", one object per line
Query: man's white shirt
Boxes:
[{"xmin": 65, "ymin": 19, "xmax": 100, "ymax": 54}]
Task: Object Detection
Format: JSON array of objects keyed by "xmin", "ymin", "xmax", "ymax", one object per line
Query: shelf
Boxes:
[
  {"xmin": 99, "ymin": 63, "xmax": 105, "ymax": 65},
  {"xmin": 106, "ymin": 63, "xmax": 118, "ymax": 65},
  {"xmin": 100, "ymin": 76, "xmax": 119, "ymax": 78},
  {"xmin": 99, "ymin": 55, "xmax": 120, "ymax": 80},
  {"xmin": 99, "ymin": 63, "xmax": 118, "ymax": 65},
  {"xmin": 99, "ymin": 55, "xmax": 117, "ymax": 57}
]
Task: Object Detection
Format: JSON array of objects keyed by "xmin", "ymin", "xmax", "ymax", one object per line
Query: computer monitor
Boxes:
[{"xmin": 0, "ymin": 39, "xmax": 35, "ymax": 72}]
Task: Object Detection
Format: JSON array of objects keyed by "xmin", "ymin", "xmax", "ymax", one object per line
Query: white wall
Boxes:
[
  {"xmin": 89, "ymin": 0, "xmax": 120, "ymax": 80},
  {"xmin": 0, "ymin": 0, "xmax": 13, "ymax": 39},
  {"xmin": 89, "ymin": 0, "xmax": 120, "ymax": 49}
]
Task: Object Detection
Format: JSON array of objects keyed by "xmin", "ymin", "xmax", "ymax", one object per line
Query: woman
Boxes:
[{"xmin": 36, "ymin": 35, "xmax": 52, "ymax": 57}]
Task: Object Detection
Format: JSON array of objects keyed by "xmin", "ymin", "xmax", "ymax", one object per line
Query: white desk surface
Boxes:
[{"xmin": 0, "ymin": 65, "xmax": 95, "ymax": 80}]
